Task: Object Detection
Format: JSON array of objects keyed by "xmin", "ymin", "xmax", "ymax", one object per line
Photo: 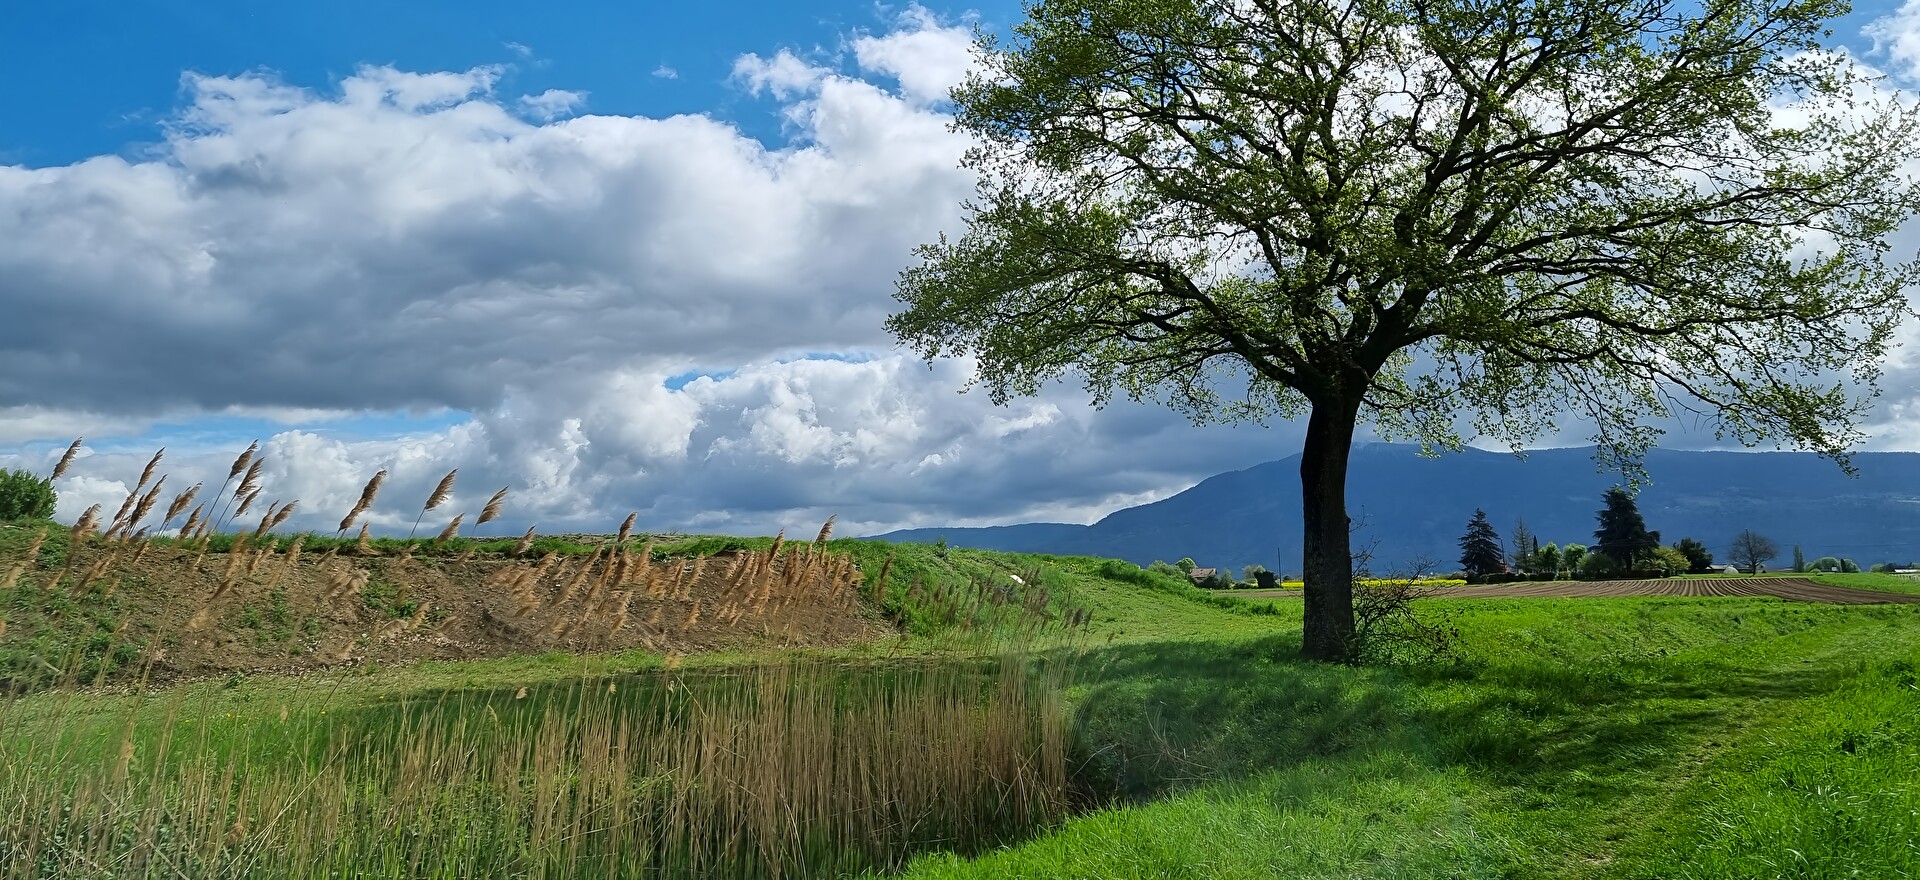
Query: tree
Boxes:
[
  {"xmin": 1510, "ymin": 519, "xmax": 1536, "ymax": 569},
  {"xmin": 1649, "ymin": 546, "xmax": 1693, "ymax": 576},
  {"xmin": 1536, "ymin": 543, "xmax": 1562, "ymax": 579},
  {"xmin": 1576, "ymin": 551, "xmax": 1619, "ymax": 580},
  {"xmin": 1728, "ymin": 530, "xmax": 1780, "ymax": 574},
  {"xmin": 1175, "ymin": 557, "xmax": 1197, "ymax": 573},
  {"xmin": 1809, "ymin": 555, "xmax": 1841, "ymax": 572},
  {"xmin": 1594, "ymin": 488, "xmax": 1660, "ymax": 567},
  {"xmin": 1458, "ymin": 509, "xmax": 1505, "ymax": 577},
  {"xmin": 0, "ymin": 468, "xmax": 56, "ymax": 521},
  {"xmin": 1841, "ymin": 558, "xmax": 1860, "ymax": 573},
  {"xmin": 1562, "ymin": 544, "xmax": 1588, "ymax": 574},
  {"xmin": 1673, "ymin": 538, "xmax": 1714, "ymax": 574},
  {"xmin": 887, "ymin": 0, "xmax": 1920, "ymax": 660},
  {"xmin": 1792, "ymin": 545, "xmax": 1806, "ymax": 573}
]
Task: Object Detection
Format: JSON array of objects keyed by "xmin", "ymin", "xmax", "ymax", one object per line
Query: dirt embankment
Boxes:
[
  {"xmin": 1237, "ymin": 577, "xmax": 1920, "ymax": 605},
  {"xmin": 11, "ymin": 540, "xmax": 885, "ymax": 681}
]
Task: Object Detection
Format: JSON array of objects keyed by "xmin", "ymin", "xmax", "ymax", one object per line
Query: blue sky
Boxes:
[
  {"xmin": 0, "ymin": 1, "xmax": 1023, "ymax": 166},
  {"xmin": 3, "ymin": 0, "xmax": 1919, "ymax": 541}
]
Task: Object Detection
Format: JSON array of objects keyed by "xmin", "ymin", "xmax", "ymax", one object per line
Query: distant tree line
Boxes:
[{"xmin": 1453, "ymin": 489, "xmax": 1819, "ymax": 581}]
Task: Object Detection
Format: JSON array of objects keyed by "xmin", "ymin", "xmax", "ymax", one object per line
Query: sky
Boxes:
[{"xmin": 2, "ymin": 0, "xmax": 1920, "ymax": 541}]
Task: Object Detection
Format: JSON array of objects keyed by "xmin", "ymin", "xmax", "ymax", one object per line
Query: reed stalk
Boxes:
[{"xmin": 407, "ymin": 469, "xmax": 457, "ymax": 541}]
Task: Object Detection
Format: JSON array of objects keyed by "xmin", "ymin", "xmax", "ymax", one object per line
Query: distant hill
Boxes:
[{"xmin": 871, "ymin": 444, "xmax": 1920, "ymax": 575}]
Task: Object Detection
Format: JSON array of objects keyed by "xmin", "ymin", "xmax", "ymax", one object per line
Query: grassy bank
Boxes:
[
  {"xmin": 5, "ymin": 534, "xmax": 1917, "ymax": 878},
  {"xmin": 897, "ymin": 597, "xmax": 1920, "ymax": 879}
]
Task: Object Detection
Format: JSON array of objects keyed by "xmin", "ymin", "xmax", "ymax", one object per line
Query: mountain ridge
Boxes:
[{"xmin": 871, "ymin": 444, "xmax": 1920, "ymax": 574}]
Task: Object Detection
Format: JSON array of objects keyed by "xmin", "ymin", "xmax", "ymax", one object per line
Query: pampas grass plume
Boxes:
[
  {"xmin": 229, "ymin": 441, "xmax": 259, "ymax": 480},
  {"xmin": 235, "ymin": 487, "xmax": 262, "ymax": 519},
  {"xmin": 71, "ymin": 504, "xmax": 101, "ymax": 541},
  {"xmin": 135, "ymin": 448, "xmax": 165, "ymax": 491},
  {"xmin": 477, "ymin": 487, "xmax": 508, "ymax": 526},
  {"xmin": 164, "ymin": 482, "xmax": 201, "ymax": 526},
  {"xmin": 269, "ymin": 500, "xmax": 297, "ymax": 530},
  {"xmin": 237, "ymin": 458, "xmax": 265, "ymax": 498},
  {"xmin": 340, "ymin": 469, "xmax": 387, "ymax": 533},
  {"xmin": 50, "ymin": 437, "xmax": 81, "ymax": 481},
  {"xmin": 426, "ymin": 470, "xmax": 457, "ymax": 511},
  {"xmin": 131, "ymin": 477, "xmax": 166, "ymax": 523}
]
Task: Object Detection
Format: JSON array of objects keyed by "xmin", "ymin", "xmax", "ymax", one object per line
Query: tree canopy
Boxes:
[
  {"xmin": 1458, "ymin": 509, "xmax": 1506, "ymax": 576},
  {"xmin": 889, "ymin": 0, "xmax": 1920, "ymax": 659},
  {"xmin": 1728, "ymin": 529, "xmax": 1780, "ymax": 573},
  {"xmin": 1673, "ymin": 537, "xmax": 1714, "ymax": 574},
  {"xmin": 0, "ymin": 469, "xmax": 56, "ymax": 521},
  {"xmin": 1594, "ymin": 487, "xmax": 1660, "ymax": 565}
]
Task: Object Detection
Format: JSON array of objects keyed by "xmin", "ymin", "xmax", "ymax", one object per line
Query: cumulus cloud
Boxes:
[
  {"xmin": 732, "ymin": 49, "xmax": 830, "ymax": 100},
  {"xmin": 517, "ymin": 88, "xmax": 586, "ymax": 120},
  {"xmin": 851, "ymin": 4, "xmax": 979, "ymax": 105},
  {"xmin": 1867, "ymin": 0, "xmax": 1920, "ymax": 82},
  {"xmin": 652, "ymin": 64, "xmax": 678, "ymax": 80},
  {"xmin": 5, "ymin": 6, "xmax": 1919, "ymax": 543},
  {"xmin": 0, "ymin": 7, "xmax": 1297, "ymax": 538}
]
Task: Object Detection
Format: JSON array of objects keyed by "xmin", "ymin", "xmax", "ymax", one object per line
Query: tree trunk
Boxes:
[{"xmin": 1299, "ymin": 396, "xmax": 1360, "ymax": 661}]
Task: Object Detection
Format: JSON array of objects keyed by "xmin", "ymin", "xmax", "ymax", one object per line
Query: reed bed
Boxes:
[
  {"xmin": 0, "ymin": 652, "xmax": 1080, "ymax": 879},
  {"xmin": 1, "ymin": 440, "xmax": 1104, "ymax": 877}
]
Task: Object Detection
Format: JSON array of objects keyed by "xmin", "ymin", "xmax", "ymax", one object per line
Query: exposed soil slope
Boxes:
[{"xmin": 8, "ymin": 539, "xmax": 883, "ymax": 683}]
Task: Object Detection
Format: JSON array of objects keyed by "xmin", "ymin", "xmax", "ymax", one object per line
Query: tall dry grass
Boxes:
[
  {"xmin": 3, "ymin": 441, "xmax": 1107, "ymax": 877},
  {"xmin": 337, "ymin": 469, "xmax": 386, "ymax": 536},
  {"xmin": 48, "ymin": 438, "xmax": 82, "ymax": 482},
  {"xmin": 0, "ymin": 650, "xmax": 1083, "ymax": 879},
  {"xmin": 408, "ymin": 469, "xmax": 457, "ymax": 541}
]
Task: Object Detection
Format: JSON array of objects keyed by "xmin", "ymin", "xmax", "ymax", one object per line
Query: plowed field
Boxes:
[{"xmin": 1238, "ymin": 577, "xmax": 1920, "ymax": 605}]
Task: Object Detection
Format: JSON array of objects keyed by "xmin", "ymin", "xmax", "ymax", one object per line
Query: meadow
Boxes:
[{"xmin": 3, "ymin": 503, "xmax": 1917, "ymax": 877}]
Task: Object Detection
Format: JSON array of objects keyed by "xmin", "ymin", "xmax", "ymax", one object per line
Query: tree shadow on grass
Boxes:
[{"xmin": 1065, "ymin": 632, "xmax": 1847, "ymax": 814}]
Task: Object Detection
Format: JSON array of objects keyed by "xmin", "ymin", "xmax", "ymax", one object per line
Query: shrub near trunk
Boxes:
[{"xmin": 0, "ymin": 470, "xmax": 55, "ymax": 521}]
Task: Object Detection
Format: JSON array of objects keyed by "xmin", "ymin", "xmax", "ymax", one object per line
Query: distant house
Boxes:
[
  {"xmin": 1707, "ymin": 564, "xmax": 1742, "ymax": 575},
  {"xmin": 1187, "ymin": 568, "xmax": 1217, "ymax": 585}
]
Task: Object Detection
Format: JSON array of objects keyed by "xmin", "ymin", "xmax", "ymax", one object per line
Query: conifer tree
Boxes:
[
  {"xmin": 1594, "ymin": 488, "xmax": 1660, "ymax": 567},
  {"xmin": 1458, "ymin": 509, "xmax": 1505, "ymax": 577}
]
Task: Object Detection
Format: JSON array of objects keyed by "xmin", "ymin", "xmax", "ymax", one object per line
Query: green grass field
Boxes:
[{"xmin": 4, "ymin": 538, "xmax": 1917, "ymax": 878}]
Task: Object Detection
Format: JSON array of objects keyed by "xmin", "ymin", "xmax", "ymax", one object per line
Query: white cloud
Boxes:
[
  {"xmin": 732, "ymin": 49, "xmax": 831, "ymax": 100},
  {"xmin": 1, "ymin": 355, "xmax": 1295, "ymax": 539},
  {"xmin": 6, "ymin": 9, "xmax": 1918, "ymax": 544},
  {"xmin": 54, "ymin": 475, "xmax": 131, "ymax": 525},
  {"xmin": 1867, "ymin": 0, "xmax": 1920, "ymax": 82},
  {"xmin": 652, "ymin": 64, "xmax": 678, "ymax": 80},
  {"xmin": 518, "ymin": 88, "xmax": 586, "ymax": 120},
  {"xmin": 851, "ymin": 4, "xmax": 977, "ymax": 105}
]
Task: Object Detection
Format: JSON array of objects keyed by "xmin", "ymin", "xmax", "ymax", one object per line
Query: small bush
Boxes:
[
  {"xmin": 1347, "ymin": 578, "xmax": 1460, "ymax": 664},
  {"xmin": 1576, "ymin": 551, "xmax": 1620, "ymax": 580},
  {"xmin": 1093, "ymin": 559, "xmax": 1279, "ymax": 615},
  {"xmin": 0, "ymin": 469, "xmax": 55, "ymax": 521}
]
